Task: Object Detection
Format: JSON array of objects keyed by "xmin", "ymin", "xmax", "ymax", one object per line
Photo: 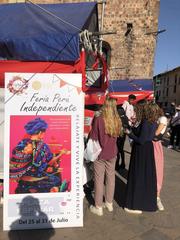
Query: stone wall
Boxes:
[{"xmin": 2, "ymin": 0, "xmax": 160, "ymax": 80}]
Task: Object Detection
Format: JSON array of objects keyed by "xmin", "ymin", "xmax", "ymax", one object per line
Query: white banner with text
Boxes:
[{"xmin": 4, "ymin": 73, "xmax": 84, "ymax": 230}]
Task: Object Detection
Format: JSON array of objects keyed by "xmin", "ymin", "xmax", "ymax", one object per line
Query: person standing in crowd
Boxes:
[
  {"xmin": 122, "ymin": 94, "xmax": 136, "ymax": 127},
  {"xmin": 116, "ymin": 99, "xmax": 144, "ymax": 171},
  {"xmin": 133, "ymin": 99, "xmax": 147, "ymax": 129},
  {"xmin": 167, "ymin": 102, "xmax": 176, "ymax": 142},
  {"xmin": 153, "ymin": 105, "xmax": 168, "ymax": 211},
  {"xmin": 168, "ymin": 105, "xmax": 180, "ymax": 149},
  {"xmin": 116, "ymin": 106, "xmax": 130, "ymax": 170},
  {"xmin": 89, "ymin": 96, "xmax": 121, "ymax": 216},
  {"xmin": 124, "ymin": 102, "xmax": 158, "ymax": 214},
  {"xmin": 169, "ymin": 102, "xmax": 176, "ymax": 118}
]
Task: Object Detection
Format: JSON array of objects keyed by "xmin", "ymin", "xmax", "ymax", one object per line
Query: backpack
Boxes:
[{"xmin": 117, "ymin": 107, "xmax": 130, "ymax": 129}]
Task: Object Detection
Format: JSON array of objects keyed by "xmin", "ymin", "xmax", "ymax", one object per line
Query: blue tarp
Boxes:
[
  {"xmin": 0, "ymin": 2, "xmax": 98, "ymax": 61},
  {"xmin": 108, "ymin": 79, "xmax": 153, "ymax": 92}
]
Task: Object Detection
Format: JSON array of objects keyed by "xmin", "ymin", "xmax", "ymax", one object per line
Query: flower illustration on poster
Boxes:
[{"xmin": 7, "ymin": 76, "xmax": 28, "ymax": 95}]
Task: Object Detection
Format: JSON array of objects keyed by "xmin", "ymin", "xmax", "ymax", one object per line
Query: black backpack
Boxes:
[{"xmin": 117, "ymin": 107, "xmax": 130, "ymax": 129}]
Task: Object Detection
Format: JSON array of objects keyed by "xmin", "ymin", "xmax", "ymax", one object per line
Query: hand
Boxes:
[
  {"xmin": 60, "ymin": 149, "xmax": 71, "ymax": 155},
  {"xmin": 23, "ymin": 143, "xmax": 33, "ymax": 154},
  {"xmin": 124, "ymin": 128, "xmax": 130, "ymax": 134},
  {"xmin": 131, "ymin": 117, "xmax": 136, "ymax": 123},
  {"xmin": 48, "ymin": 158, "xmax": 58, "ymax": 166}
]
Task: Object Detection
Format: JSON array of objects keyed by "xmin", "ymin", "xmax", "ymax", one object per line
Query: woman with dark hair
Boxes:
[
  {"xmin": 124, "ymin": 103, "xmax": 158, "ymax": 214},
  {"xmin": 132, "ymin": 100, "xmax": 147, "ymax": 130},
  {"xmin": 10, "ymin": 118, "xmax": 69, "ymax": 193}
]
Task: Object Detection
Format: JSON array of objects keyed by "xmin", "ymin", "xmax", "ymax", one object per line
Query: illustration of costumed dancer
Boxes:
[{"xmin": 10, "ymin": 118, "xmax": 70, "ymax": 193}]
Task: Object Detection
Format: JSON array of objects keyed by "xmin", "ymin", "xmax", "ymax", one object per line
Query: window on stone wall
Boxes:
[
  {"xmin": 102, "ymin": 41, "xmax": 111, "ymax": 67},
  {"xmin": 166, "ymin": 88, "xmax": 168, "ymax": 96},
  {"xmin": 175, "ymin": 74, "xmax": 177, "ymax": 84},
  {"xmin": 167, "ymin": 76, "xmax": 169, "ymax": 85},
  {"xmin": 173, "ymin": 85, "xmax": 176, "ymax": 93}
]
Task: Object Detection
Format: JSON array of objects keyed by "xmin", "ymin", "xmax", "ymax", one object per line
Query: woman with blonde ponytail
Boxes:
[{"xmin": 89, "ymin": 96, "xmax": 122, "ymax": 216}]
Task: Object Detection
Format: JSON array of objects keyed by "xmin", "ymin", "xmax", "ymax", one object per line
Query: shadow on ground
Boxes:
[
  {"xmin": 8, "ymin": 196, "xmax": 55, "ymax": 240},
  {"xmin": 114, "ymin": 169, "xmax": 128, "ymax": 208}
]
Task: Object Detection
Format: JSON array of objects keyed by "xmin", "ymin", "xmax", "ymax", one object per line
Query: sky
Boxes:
[{"xmin": 154, "ymin": 0, "xmax": 180, "ymax": 75}]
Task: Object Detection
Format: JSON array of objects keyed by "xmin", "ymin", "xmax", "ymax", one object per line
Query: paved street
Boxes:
[{"xmin": 0, "ymin": 138, "xmax": 180, "ymax": 240}]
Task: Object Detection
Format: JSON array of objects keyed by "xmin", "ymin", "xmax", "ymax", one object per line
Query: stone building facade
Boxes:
[
  {"xmin": 153, "ymin": 66, "xmax": 180, "ymax": 108},
  {"xmin": 2, "ymin": 0, "xmax": 160, "ymax": 81}
]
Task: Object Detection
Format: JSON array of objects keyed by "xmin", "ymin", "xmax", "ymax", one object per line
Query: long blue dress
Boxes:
[{"xmin": 125, "ymin": 120, "xmax": 157, "ymax": 211}]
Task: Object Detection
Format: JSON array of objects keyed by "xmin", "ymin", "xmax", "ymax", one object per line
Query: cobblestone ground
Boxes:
[{"xmin": 0, "ymin": 138, "xmax": 180, "ymax": 240}]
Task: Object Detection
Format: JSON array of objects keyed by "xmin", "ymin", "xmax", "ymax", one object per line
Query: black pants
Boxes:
[
  {"xmin": 116, "ymin": 134, "xmax": 126, "ymax": 169},
  {"xmin": 170, "ymin": 125, "xmax": 180, "ymax": 147}
]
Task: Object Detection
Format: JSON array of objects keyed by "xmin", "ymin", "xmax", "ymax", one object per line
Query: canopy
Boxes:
[
  {"xmin": 85, "ymin": 79, "xmax": 154, "ymax": 106},
  {"xmin": 0, "ymin": 2, "xmax": 98, "ymax": 62},
  {"xmin": 0, "ymin": 49, "xmax": 86, "ymax": 88},
  {"xmin": 108, "ymin": 79, "xmax": 153, "ymax": 92}
]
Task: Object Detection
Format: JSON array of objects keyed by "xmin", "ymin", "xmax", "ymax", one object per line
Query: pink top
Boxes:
[{"xmin": 89, "ymin": 116, "xmax": 118, "ymax": 160}]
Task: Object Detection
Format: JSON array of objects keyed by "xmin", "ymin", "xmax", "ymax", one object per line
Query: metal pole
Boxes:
[
  {"xmin": 99, "ymin": 0, "xmax": 106, "ymax": 54},
  {"xmin": 92, "ymin": 31, "xmax": 117, "ymax": 36}
]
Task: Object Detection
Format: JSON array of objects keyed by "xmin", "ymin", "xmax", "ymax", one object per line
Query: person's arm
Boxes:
[
  {"xmin": 128, "ymin": 121, "xmax": 155, "ymax": 145},
  {"xmin": 155, "ymin": 123, "xmax": 166, "ymax": 136},
  {"xmin": 48, "ymin": 149, "xmax": 70, "ymax": 166},
  {"xmin": 122, "ymin": 101, "xmax": 127, "ymax": 112},
  {"xmin": 171, "ymin": 113, "xmax": 180, "ymax": 126},
  {"xmin": 89, "ymin": 116, "xmax": 99, "ymax": 141},
  {"xmin": 89, "ymin": 116, "xmax": 105, "ymax": 148}
]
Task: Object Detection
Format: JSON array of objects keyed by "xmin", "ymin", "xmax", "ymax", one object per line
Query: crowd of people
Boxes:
[
  {"xmin": 167, "ymin": 102, "xmax": 180, "ymax": 150},
  {"xmin": 85, "ymin": 94, "xmax": 180, "ymax": 216}
]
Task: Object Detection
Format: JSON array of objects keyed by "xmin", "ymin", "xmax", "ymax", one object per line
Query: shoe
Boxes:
[
  {"xmin": 167, "ymin": 145, "xmax": 173, "ymax": 149},
  {"xmin": 124, "ymin": 207, "xmax": 142, "ymax": 214},
  {"xmin": 157, "ymin": 197, "xmax": 164, "ymax": 211},
  {"xmin": 103, "ymin": 202, "xmax": 113, "ymax": 212},
  {"xmin": 90, "ymin": 205, "xmax": 103, "ymax": 216}
]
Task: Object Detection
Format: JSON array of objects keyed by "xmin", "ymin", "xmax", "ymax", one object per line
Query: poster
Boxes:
[
  {"xmin": 0, "ymin": 88, "xmax": 4, "ymax": 179},
  {"xmin": 3, "ymin": 73, "xmax": 84, "ymax": 230}
]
